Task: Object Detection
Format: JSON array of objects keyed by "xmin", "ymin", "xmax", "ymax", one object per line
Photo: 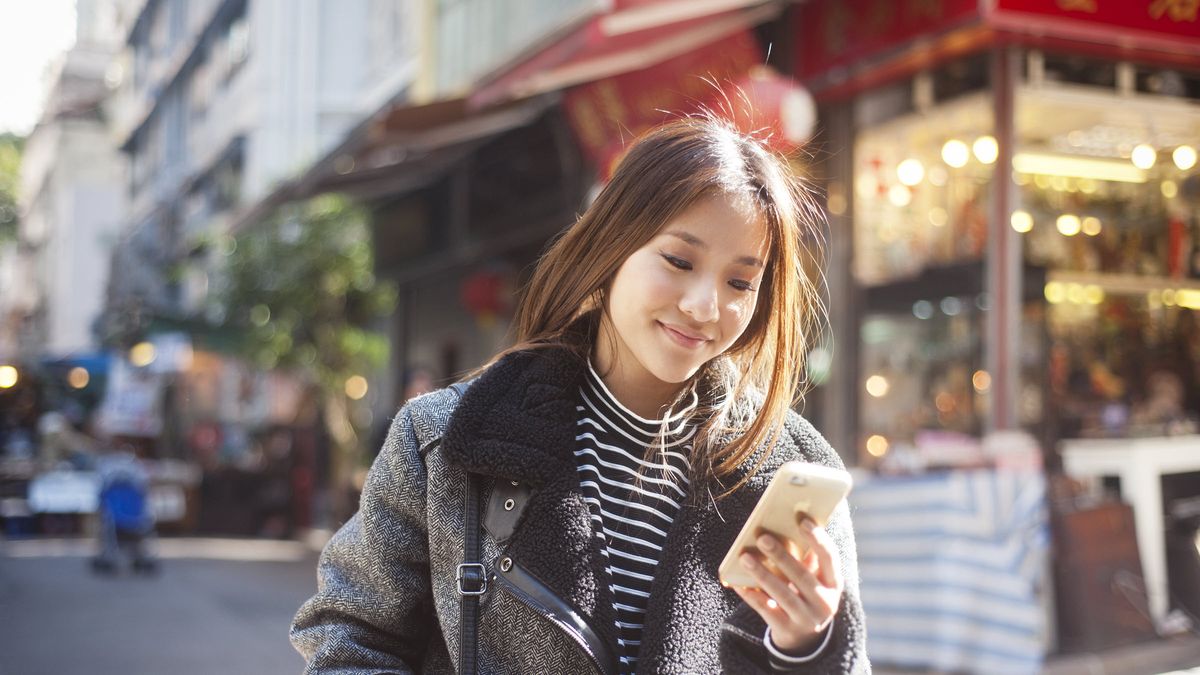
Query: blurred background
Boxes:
[{"xmin": 1, "ymin": 0, "xmax": 1199, "ymax": 673}]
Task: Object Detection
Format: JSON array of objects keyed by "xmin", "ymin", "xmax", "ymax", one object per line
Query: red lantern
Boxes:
[
  {"xmin": 460, "ymin": 269, "xmax": 513, "ymax": 326},
  {"xmin": 725, "ymin": 66, "xmax": 817, "ymax": 151}
]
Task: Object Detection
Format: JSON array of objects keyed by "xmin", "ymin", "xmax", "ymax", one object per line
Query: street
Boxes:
[{"xmin": 0, "ymin": 537, "xmax": 319, "ymax": 674}]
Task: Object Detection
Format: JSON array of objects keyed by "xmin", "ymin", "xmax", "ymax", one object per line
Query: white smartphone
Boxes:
[{"xmin": 718, "ymin": 461, "xmax": 853, "ymax": 590}]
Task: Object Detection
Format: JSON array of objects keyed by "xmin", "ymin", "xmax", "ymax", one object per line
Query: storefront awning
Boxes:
[
  {"xmin": 229, "ymin": 93, "xmax": 554, "ymax": 231},
  {"xmin": 469, "ymin": 0, "xmax": 785, "ymax": 109},
  {"xmin": 230, "ymin": 0, "xmax": 788, "ymax": 231},
  {"xmin": 795, "ymin": 0, "xmax": 1200, "ymax": 100}
]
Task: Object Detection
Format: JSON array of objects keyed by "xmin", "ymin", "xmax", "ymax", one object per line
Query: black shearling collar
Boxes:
[{"xmin": 441, "ymin": 348, "xmax": 589, "ymax": 489}]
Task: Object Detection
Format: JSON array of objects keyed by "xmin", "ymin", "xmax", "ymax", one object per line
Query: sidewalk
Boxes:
[
  {"xmin": 872, "ymin": 634, "xmax": 1200, "ymax": 675},
  {"xmin": 1044, "ymin": 635, "xmax": 1200, "ymax": 675}
]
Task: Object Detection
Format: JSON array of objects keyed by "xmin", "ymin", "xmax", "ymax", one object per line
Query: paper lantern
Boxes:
[{"xmin": 726, "ymin": 66, "xmax": 817, "ymax": 150}]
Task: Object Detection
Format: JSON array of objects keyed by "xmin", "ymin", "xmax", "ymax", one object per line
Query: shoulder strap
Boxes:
[
  {"xmin": 444, "ymin": 381, "xmax": 483, "ymax": 675},
  {"xmin": 458, "ymin": 473, "xmax": 483, "ymax": 674}
]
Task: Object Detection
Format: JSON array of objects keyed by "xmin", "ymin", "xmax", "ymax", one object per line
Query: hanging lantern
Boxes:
[
  {"xmin": 459, "ymin": 268, "xmax": 513, "ymax": 328},
  {"xmin": 726, "ymin": 66, "xmax": 817, "ymax": 151}
]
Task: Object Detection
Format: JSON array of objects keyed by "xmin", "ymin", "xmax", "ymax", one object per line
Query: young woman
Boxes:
[{"xmin": 291, "ymin": 117, "xmax": 869, "ymax": 674}]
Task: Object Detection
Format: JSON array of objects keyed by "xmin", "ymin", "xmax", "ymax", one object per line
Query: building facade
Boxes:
[
  {"xmin": 13, "ymin": 0, "xmax": 127, "ymax": 360},
  {"xmin": 104, "ymin": 0, "xmax": 417, "ymax": 334}
]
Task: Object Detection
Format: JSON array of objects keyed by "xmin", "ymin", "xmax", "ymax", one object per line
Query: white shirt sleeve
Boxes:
[{"xmin": 763, "ymin": 620, "xmax": 834, "ymax": 665}]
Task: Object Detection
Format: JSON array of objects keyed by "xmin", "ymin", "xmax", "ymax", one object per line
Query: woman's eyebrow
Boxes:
[{"xmin": 664, "ymin": 229, "xmax": 764, "ymax": 268}]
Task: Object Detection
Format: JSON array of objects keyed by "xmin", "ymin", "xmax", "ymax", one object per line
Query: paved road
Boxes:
[{"xmin": 0, "ymin": 537, "xmax": 320, "ymax": 675}]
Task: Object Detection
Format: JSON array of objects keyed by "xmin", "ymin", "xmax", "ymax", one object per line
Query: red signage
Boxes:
[
  {"xmin": 992, "ymin": 0, "xmax": 1200, "ymax": 42},
  {"xmin": 795, "ymin": 0, "xmax": 981, "ymax": 78},
  {"xmin": 563, "ymin": 29, "xmax": 763, "ymax": 174}
]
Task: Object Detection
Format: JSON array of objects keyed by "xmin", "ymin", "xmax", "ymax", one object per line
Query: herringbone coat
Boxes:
[{"xmin": 291, "ymin": 348, "xmax": 869, "ymax": 673}]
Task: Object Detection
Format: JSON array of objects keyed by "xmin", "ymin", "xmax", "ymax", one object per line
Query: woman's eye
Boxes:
[
  {"xmin": 729, "ymin": 280, "xmax": 756, "ymax": 292},
  {"xmin": 661, "ymin": 254, "xmax": 691, "ymax": 270}
]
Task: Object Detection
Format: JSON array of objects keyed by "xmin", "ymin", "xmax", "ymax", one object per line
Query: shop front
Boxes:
[{"xmin": 793, "ymin": 0, "xmax": 1200, "ymax": 668}]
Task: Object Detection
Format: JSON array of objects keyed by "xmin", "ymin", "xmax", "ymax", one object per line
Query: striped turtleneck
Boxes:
[{"xmin": 575, "ymin": 361, "xmax": 699, "ymax": 674}]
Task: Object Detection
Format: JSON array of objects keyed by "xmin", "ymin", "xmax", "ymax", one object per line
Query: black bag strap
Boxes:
[
  {"xmin": 444, "ymin": 381, "xmax": 483, "ymax": 675},
  {"xmin": 457, "ymin": 472, "xmax": 484, "ymax": 675}
]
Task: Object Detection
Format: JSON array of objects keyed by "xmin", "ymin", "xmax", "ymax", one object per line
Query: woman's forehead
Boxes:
[{"xmin": 656, "ymin": 195, "xmax": 771, "ymax": 258}]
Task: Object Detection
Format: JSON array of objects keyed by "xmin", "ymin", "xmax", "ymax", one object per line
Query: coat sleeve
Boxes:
[
  {"xmin": 721, "ymin": 414, "xmax": 871, "ymax": 674},
  {"xmin": 290, "ymin": 403, "xmax": 436, "ymax": 673},
  {"xmin": 722, "ymin": 497, "xmax": 870, "ymax": 674}
]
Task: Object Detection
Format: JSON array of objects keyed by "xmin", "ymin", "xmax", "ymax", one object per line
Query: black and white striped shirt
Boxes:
[{"xmin": 575, "ymin": 361, "xmax": 699, "ymax": 674}]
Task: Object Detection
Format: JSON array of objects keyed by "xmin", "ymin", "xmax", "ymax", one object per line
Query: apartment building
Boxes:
[
  {"xmin": 12, "ymin": 0, "xmax": 127, "ymax": 360},
  {"xmin": 104, "ymin": 0, "xmax": 416, "ymax": 335}
]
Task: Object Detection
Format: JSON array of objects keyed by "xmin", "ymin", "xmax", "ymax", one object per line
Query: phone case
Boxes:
[{"xmin": 717, "ymin": 461, "xmax": 852, "ymax": 589}]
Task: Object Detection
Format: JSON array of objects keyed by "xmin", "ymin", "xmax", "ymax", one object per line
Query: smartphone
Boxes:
[{"xmin": 718, "ymin": 461, "xmax": 853, "ymax": 589}]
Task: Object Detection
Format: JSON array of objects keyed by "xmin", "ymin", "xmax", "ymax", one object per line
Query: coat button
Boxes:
[
  {"xmin": 499, "ymin": 557, "xmax": 513, "ymax": 572},
  {"xmin": 503, "ymin": 498, "xmax": 515, "ymax": 511}
]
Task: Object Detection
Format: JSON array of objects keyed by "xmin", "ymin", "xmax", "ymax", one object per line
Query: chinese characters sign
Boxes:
[
  {"xmin": 795, "ymin": 0, "xmax": 980, "ymax": 78},
  {"xmin": 796, "ymin": 0, "xmax": 1199, "ymax": 80},
  {"xmin": 994, "ymin": 0, "xmax": 1199, "ymax": 40},
  {"xmin": 562, "ymin": 29, "xmax": 762, "ymax": 174}
]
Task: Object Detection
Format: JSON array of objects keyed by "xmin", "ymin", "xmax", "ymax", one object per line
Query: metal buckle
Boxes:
[{"xmin": 457, "ymin": 563, "xmax": 488, "ymax": 596}]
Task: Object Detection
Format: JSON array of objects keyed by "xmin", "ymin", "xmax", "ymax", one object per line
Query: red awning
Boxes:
[{"xmin": 469, "ymin": 0, "xmax": 784, "ymax": 109}]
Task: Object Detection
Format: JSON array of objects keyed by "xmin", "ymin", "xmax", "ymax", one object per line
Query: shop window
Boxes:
[
  {"xmin": 858, "ymin": 289, "xmax": 988, "ymax": 459},
  {"xmin": 1136, "ymin": 66, "xmax": 1200, "ymax": 102},
  {"xmin": 1014, "ymin": 81, "xmax": 1200, "ymax": 441},
  {"xmin": 853, "ymin": 93, "xmax": 994, "ymax": 285},
  {"xmin": 1041, "ymin": 52, "xmax": 1117, "ymax": 89},
  {"xmin": 852, "ymin": 90, "xmax": 997, "ymax": 459},
  {"xmin": 932, "ymin": 52, "xmax": 990, "ymax": 104},
  {"xmin": 466, "ymin": 117, "xmax": 567, "ymax": 237}
]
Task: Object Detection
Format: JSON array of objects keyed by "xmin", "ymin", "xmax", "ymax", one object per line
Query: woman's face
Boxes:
[{"xmin": 596, "ymin": 193, "xmax": 770, "ymax": 395}]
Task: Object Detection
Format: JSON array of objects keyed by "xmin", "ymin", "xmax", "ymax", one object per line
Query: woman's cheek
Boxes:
[{"xmin": 725, "ymin": 295, "xmax": 755, "ymax": 326}]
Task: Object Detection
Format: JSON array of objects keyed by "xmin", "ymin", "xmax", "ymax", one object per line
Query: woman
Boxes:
[{"xmin": 291, "ymin": 117, "xmax": 869, "ymax": 673}]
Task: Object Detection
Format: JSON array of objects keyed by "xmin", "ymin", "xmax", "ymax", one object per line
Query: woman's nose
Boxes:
[{"xmin": 678, "ymin": 280, "xmax": 719, "ymax": 323}]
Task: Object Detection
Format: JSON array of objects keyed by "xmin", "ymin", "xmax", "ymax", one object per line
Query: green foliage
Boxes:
[
  {"xmin": 0, "ymin": 133, "xmax": 24, "ymax": 242},
  {"xmin": 210, "ymin": 193, "xmax": 397, "ymax": 405}
]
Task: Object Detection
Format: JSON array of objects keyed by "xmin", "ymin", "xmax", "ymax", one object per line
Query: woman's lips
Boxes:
[{"xmin": 659, "ymin": 322, "xmax": 708, "ymax": 349}]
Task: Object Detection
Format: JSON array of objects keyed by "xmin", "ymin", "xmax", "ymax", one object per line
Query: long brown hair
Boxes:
[{"xmin": 473, "ymin": 115, "xmax": 827, "ymax": 497}]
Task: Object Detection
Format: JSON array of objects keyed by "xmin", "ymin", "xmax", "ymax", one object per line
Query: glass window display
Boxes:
[{"xmin": 1014, "ymin": 82, "xmax": 1200, "ymax": 440}]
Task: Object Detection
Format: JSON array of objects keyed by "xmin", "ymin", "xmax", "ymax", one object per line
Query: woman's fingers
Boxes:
[
  {"xmin": 739, "ymin": 548, "xmax": 820, "ymax": 628},
  {"xmin": 733, "ymin": 585, "xmax": 788, "ymax": 627},
  {"xmin": 754, "ymin": 528, "xmax": 843, "ymax": 618},
  {"xmin": 802, "ymin": 520, "xmax": 843, "ymax": 590}
]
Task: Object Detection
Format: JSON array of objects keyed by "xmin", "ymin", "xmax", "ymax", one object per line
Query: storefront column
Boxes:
[
  {"xmin": 820, "ymin": 101, "xmax": 860, "ymax": 461},
  {"xmin": 986, "ymin": 47, "xmax": 1021, "ymax": 432}
]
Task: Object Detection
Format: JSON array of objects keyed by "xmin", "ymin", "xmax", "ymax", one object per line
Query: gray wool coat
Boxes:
[{"xmin": 291, "ymin": 348, "xmax": 870, "ymax": 674}]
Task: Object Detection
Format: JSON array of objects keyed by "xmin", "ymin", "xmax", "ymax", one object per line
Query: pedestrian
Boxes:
[
  {"xmin": 291, "ymin": 116, "xmax": 868, "ymax": 673},
  {"xmin": 90, "ymin": 443, "xmax": 158, "ymax": 574}
]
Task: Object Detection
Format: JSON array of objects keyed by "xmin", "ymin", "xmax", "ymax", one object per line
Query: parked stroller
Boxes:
[{"xmin": 90, "ymin": 452, "xmax": 158, "ymax": 575}]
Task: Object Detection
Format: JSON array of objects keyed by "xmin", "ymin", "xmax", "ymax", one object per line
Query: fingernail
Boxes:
[
  {"xmin": 740, "ymin": 553, "xmax": 757, "ymax": 569},
  {"xmin": 757, "ymin": 535, "xmax": 775, "ymax": 551}
]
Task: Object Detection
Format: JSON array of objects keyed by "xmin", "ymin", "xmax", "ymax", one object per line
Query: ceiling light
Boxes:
[
  {"xmin": 1057, "ymin": 214, "xmax": 1081, "ymax": 236},
  {"xmin": 1131, "ymin": 144, "xmax": 1157, "ymax": 170},
  {"xmin": 1012, "ymin": 152, "xmax": 1147, "ymax": 183},
  {"xmin": 1011, "ymin": 210, "xmax": 1033, "ymax": 233},
  {"xmin": 897, "ymin": 159, "xmax": 925, "ymax": 186},
  {"xmin": 942, "ymin": 139, "xmax": 969, "ymax": 168},
  {"xmin": 1174, "ymin": 145, "xmax": 1197, "ymax": 171},
  {"xmin": 973, "ymin": 136, "xmax": 999, "ymax": 164}
]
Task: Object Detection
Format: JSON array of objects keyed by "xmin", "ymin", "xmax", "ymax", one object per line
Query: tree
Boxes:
[
  {"xmin": 0, "ymin": 133, "xmax": 24, "ymax": 243},
  {"xmin": 209, "ymin": 194, "xmax": 397, "ymax": 510}
]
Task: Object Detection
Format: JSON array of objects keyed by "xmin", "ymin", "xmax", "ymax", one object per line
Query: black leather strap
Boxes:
[
  {"xmin": 458, "ymin": 471, "xmax": 483, "ymax": 675},
  {"xmin": 444, "ymin": 381, "xmax": 482, "ymax": 675}
]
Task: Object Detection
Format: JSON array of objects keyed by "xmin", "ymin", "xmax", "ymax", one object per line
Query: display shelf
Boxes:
[{"xmin": 1045, "ymin": 270, "xmax": 1200, "ymax": 296}]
